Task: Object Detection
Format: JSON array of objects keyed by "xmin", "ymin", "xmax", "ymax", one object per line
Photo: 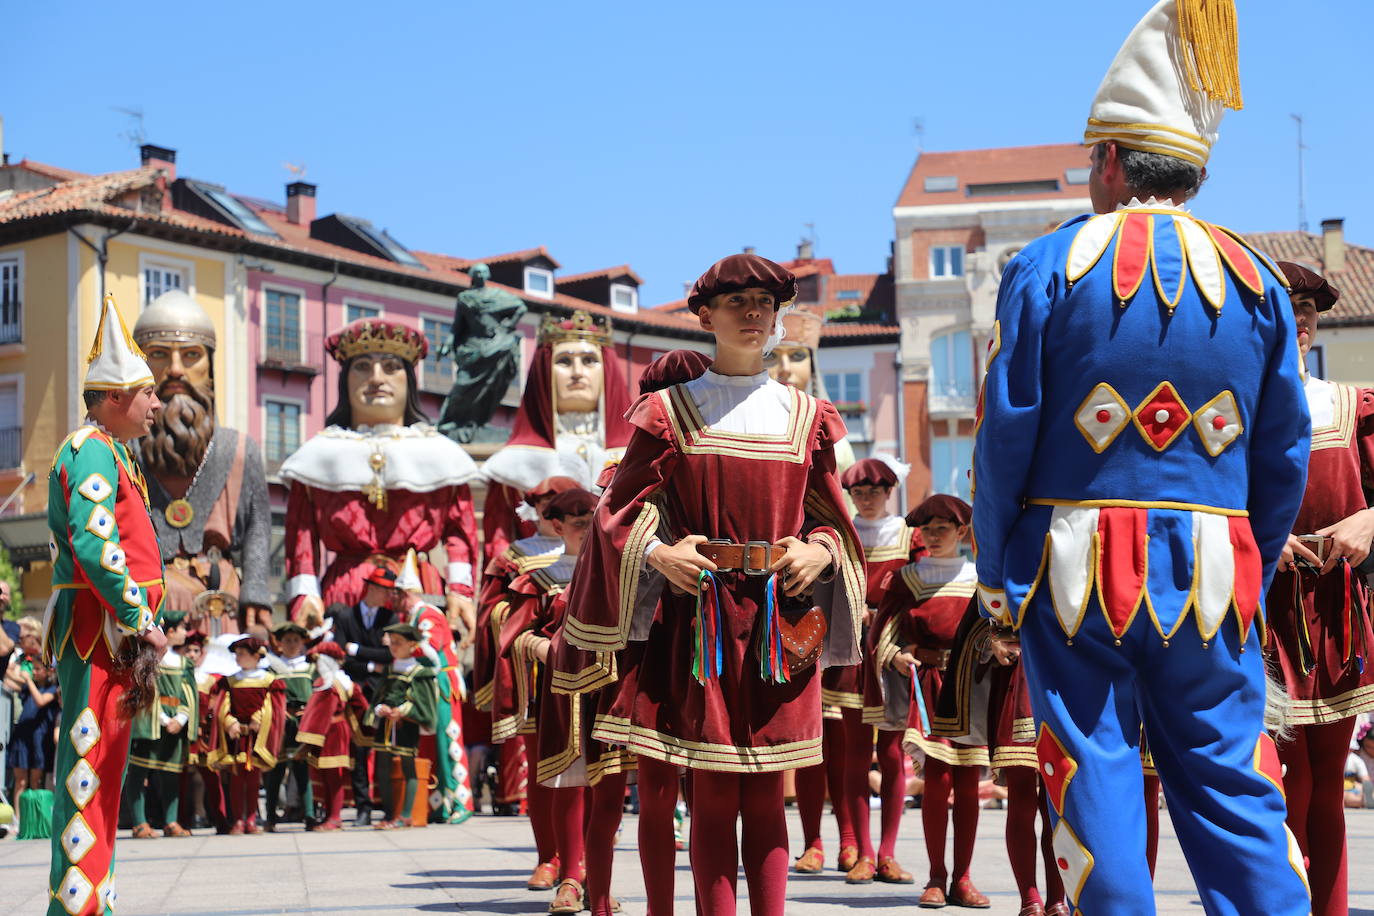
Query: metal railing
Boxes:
[
  {"xmin": 0, "ymin": 322, "xmax": 20, "ymax": 345},
  {"xmin": 928, "ymin": 392, "xmax": 977, "ymax": 415}
]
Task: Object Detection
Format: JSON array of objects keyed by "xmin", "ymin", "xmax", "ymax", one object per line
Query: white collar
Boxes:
[
  {"xmin": 701, "ymin": 368, "xmax": 770, "ymax": 387},
  {"xmin": 391, "ymin": 657, "xmax": 418, "ymax": 673},
  {"xmin": 1116, "ymin": 196, "xmax": 1187, "ymax": 213},
  {"xmin": 161, "ymin": 647, "xmax": 182, "ymax": 665}
]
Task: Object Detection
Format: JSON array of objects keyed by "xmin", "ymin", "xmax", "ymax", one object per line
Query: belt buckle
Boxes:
[{"xmin": 743, "ymin": 540, "xmax": 773, "ymax": 577}]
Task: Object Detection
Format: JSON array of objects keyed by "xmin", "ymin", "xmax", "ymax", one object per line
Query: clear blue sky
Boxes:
[{"xmin": 7, "ymin": 0, "xmax": 1371, "ymax": 307}]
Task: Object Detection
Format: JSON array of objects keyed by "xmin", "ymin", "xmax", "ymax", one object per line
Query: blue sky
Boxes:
[{"xmin": 6, "ymin": 0, "xmax": 1371, "ymax": 307}]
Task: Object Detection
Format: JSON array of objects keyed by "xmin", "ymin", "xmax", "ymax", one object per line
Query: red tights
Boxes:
[
  {"xmin": 874, "ymin": 728, "xmax": 905, "ymax": 859},
  {"xmin": 690, "ymin": 769, "xmax": 789, "ymax": 916},
  {"xmin": 528, "ymin": 778, "xmax": 560, "ymax": 866},
  {"xmin": 796, "ymin": 712, "xmax": 883, "ymax": 860},
  {"xmin": 228, "ymin": 768, "xmax": 262, "ymax": 828},
  {"xmin": 551, "ymin": 786, "xmax": 587, "ymax": 884},
  {"xmin": 1003, "ymin": 768, "xmax": 1066, "ymax": 908},
  {"xmin": 637, "ymin": 757, "xmax": 681, "ymax": 915},
  {"xmin": 1280, "ymin": 718, "xmax": 1355, "ymax": 916},
  {"xmin": 586, "ymin": 773, "xmax": 627, "ymax": 916},
  {"xmin": 1143, "ymin": 773, "xmax": 1160, "ymax": 877},
  {"xmin": 920, "ymin": 759, "xmax": 980, "ymax": 887},
  {"xmin": 320, "ymin": 768, "xmax": 347, "ymax": 824}
]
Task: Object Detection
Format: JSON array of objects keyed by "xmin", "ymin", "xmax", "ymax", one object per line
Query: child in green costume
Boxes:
[
  {"xmin": 263, "ymin": 622, "xmax": 315, "ymax": 830},
  {"xmin": 125, "ymin": 611, "xmax": 196, "ymax": 838},
  {"xmin": 367, "ymin": 623, "xmax": 437, "ymax": 829}
]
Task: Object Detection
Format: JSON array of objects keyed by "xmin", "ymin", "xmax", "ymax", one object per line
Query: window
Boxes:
[
  {"xmin": 263, "ymin": 400, "xmax": 302, "ymax": 469},
  {"xmin": 524, "ymin": 266, "xmax": 554, "ymax": 299},
  {"xmin": 930, "ymin": 330, "xmax": 975, "ymax": 413},
  {"xmin": 930, "ymin": 246, "xmax": 964, "ymax": 279},
  {"xmin": 610, "ymin": 284, "xmax": 638, "ymax": 312},
  {"xmin": 1065, "ymin": 167, "xmax": 1092, "ymax": 185},
  {"xmin": 1306, "ymin": 344, "xmax": 1325, "ymax": 379},
  {"xmin": 966, "ymin": 179, "xmax": 1060, "ymax": 197},
  {"xmin": 835, "ymin": 289, "xmax": 862, "ymax": 301},
  {"xmin": 0, "ymin": 256, "xmax": 20, "ymax": 344},
  {"xmin": 345, "ymin": 301, "xmax": 381, "ymax": 323},
  {"xmin": 823, "ymin": 371, "xmax": 863, "ymax": 406},
  {"xmin": 421, "ymin": 316, "xmax": 455, "ymax": 391},
  {"xmin": 923, "ymin": 175, "xmax": 958, "ymax": 192},
  {"xmin": 0, "ymin": 378, "xmax": 18, "ymax": 468},
  {"xmin": 930, "ymin": 435, "xmax": 974, "ymax": 501},
  {"xmin": 263, "ymin": 287, "xmax": 303, "ymax": 360},
  {"xmin": 142, "ymin": 262, "xmax": 185, "ymax": 306}
]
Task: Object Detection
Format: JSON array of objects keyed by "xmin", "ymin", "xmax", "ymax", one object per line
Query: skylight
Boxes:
[
  {"xmin": 339, "ymin": 216, "xmax": 421, "ymax": 267},
  {"xmin": 923, "ymin": 175, "xmax": 958, "ymax": 192},
  {"xmin": 185, "ymin": 180, "xmax": 279, "ymax": 237}
]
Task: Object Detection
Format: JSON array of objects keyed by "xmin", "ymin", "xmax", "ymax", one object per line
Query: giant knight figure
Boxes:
[{"xmin": 132, "ymin": 291, "xmax": 271, "ymax": 635}]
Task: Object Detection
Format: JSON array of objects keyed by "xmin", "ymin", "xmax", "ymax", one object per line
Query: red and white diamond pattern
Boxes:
[
  {"xmin": 1193, "ymin": 391, "xmax": 1243, "ymax": 457},
  {"xmin": 1052, "ymin": 816, "xmax": 1095, "ymax": 907},
  {"xmin": 1132, "ymin": 382, "xmax": 1191, "ymax": 451},
  {"xmin": 1074, "ymin": 384, "xmax": 1130, "ymax": 453}
]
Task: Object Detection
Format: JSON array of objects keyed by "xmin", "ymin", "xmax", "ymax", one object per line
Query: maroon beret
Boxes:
[
  {"xmin": 230, "ymin": 636, "xmax": 266, "ymax": 658},
  {"xmin": 906, "ymin": 494, "xmax": 971, "ymax": 528},
  {"xmin": 687, "ymin": 254, "xmax": 797, "ymax": 313},
  {"xmin": 1278, "ymin": 261, "xmax": 1339, "ymax": 312},
  {"xmin": 639, "ymin": 349, "xmax": 713, "ymax": 394},
  {"xmin": 524, "ymin": 476, "xmax": 582, "ymax": 504},
  {"xmin": 312, "ymin": 641, "xmax": 347, "ymax": 662},
  {"xmin": 840, "ymin": 458, "xmax": 899, "ymax": 490},
  {"xmin": 542, "ymin": 487, "xmax": 598, "ymax": 521}
]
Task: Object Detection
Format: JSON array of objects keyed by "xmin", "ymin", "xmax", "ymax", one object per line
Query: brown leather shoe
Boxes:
[
  {"xmin": 845, "ymin": 856, "xmax": 877, "ymax": 884},
  {"xmin": 131, "ymin": 823, "xmax": 158, "ymax": 839},
  {"xmin": 794, "ymin": 845, "xmax": 825, "ymax": 874},
  {"xmin": 549, "ymin": 878, "xmax": 584, "ymax": 914},
  {"xmin": 875, "ymin": 856, "xmax": 914, "ymax": 884},
  {"xmin": 1043, "ymin": 904, "xmax": 1070, "ymax": 916},
  {"xmin": 528, "ymin": 858, "xmax": 560, "ymax": 891},
  {"xmin": 227, "ymin": 820, "xmax": 245, "ymax": 836},
  {"xmin": 918, "ymin": 884, "xmax": 947, "ymax": 908},
  {"xmin": 163, "ymin": 822, "xmax": 192, "ymax": 838},
  {"xmin": 947, "ymin": 876, "xmax": 990, "ymax": 908},
  {"xmin": 1018, "ymin": 906, "xmax": 1046, "ymax": 916},
  {"xmin": 837, "ymin": 844, "xmax": 860, "ymax": 872}
]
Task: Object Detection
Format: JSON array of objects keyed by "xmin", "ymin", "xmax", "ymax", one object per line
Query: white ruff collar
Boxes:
[
  {"xmin": 1116, "ymin": 196, "xmax": 1188, "ymax": 213},
  {"xmin": 279, "ymin": 423, "xmax": 480, "ymax": 493}
]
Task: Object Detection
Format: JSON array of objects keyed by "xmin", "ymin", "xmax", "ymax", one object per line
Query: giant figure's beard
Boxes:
[{"xmin": 142, "ymin": 380, "xmax": 216, "ymax": 478}]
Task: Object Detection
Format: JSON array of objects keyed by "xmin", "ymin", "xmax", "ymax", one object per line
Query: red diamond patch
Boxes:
[
  {"xmin": 1255, "ymin": 733, "xmax": 1284, "ymax": 800},
  {"xmin": 1132, "ymin": 382, "xmax": 1191, "ymax": 451},
  {"xmin": 1036, "ymin": 724, "xmax": 1079, "ymax": 816}
]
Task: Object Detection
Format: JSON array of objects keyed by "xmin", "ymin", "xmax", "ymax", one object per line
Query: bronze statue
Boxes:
[{"xmin": 437, "ymin": 263, "xmax": 527, "ymax": 444}]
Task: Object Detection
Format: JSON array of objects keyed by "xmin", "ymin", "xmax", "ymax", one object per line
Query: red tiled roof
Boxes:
[
  {"xmin": 556, "ymin": 264, "xmax": 644, "ymax": 286},
  {"xmin": 821, "ymin": 321, "xmax": 898, "ymax": 340},
  {"xmin": 895, "ymin": 143, "xmax": 1093, "ymax": 209},
  {"xmin": 1244, "ymin": 230, "xmax": 1374, "ymax": 326},
  {"xmin": 462, "ymin": 246, "xmax": 562, "ymax": 269},
  {"xmin": 5, "ymin": 158, "xmax": 91, "ymax": 182}
]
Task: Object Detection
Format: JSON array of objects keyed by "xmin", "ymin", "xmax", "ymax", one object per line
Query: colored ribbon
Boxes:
[
  {"xmin": 1292, "ymin": 568, "xmax": 1316, "ymax": 678},
  {"xmin": 692, "ymin": 570, "xmax": 724, "ymax": 684},
  {"xmin": 757, "ymin": 573, "xmax": 790, "ymax": 685}
]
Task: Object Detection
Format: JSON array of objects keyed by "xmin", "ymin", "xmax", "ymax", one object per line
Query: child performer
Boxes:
[
  {"xmin": 178, "ymin": 631, "xmax": 226, "ymax": 833},
  {"xmin": 866, "ymin": 495, "xmax": 990, "ymax": 907},
  {"xmin": 126, "ymin": 610, "xmax": 197, "ymax": 838},
  {"xmin": 263, "ymin": 622, "xmax": 315, "ymax": 830},
  {"xmin": 367, "ymin": 623, "xmax": 437, "ymax": 829},
  {"xmin": 208, "ymin": 636, "xmax": 286, "ymax": 834},
  {"xmin": 296, "ymin": 641, "xmax": 370, "ymax": 831},
  {"xmin": 552, "ymin": 254, "xmax": 866, "ymax": 916}
]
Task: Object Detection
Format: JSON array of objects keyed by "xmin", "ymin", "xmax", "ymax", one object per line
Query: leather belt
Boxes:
[
  {"xmin": 696, "ymin": 540, "xmax": 784, "ymax": 576},
  {"xmin": 914, "ymin": 648, "xmax": 950, "ymax": 671}
]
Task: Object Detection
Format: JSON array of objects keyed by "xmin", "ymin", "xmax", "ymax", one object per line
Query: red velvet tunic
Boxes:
[
  {"xmin": 207, "ymin": 671, "xmax": 287, "ymax": 771},
  {"xmin": 473, "ymin": 535, "xmax": 562, "ymax": 714},
  {"xmin": 296, "ymin": 673, "xmax": 371, "ymax": 770},
  {"xmin": 551, "ymin": 377, "xmax": 866, "ymax": 773},
  {"xmin": 1265, "ymin": 381, "xmax": 1374, "ymax": 725},
  {"xmin": 285, "ymin": 483, "xmax": 478, "ymax": 608},
  {"xmin": 865, "ymin": 556, "xmax": 989, "ymax": 768},
  {"xmin": 187, "ymin": 670, "xmax": 221, "ymax": 767},
  {"xmin": 496, "ymin": 563, "xmax": 572, "ymax": 742},
  {"xmin": 824, "ymin": 517, "xmax": 924, "ymax": 712}
]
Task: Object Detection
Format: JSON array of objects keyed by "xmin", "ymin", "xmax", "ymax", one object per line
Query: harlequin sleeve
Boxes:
[
  {"xmin": 284, "ymin": 481, "xmax": 321, "ymax": 614},
  {"xmin": 60, "ymin": 438, "xmax": 156, "ymax": 635},
  {"xmin": 801, "ymin": 401, "xmax": 867, "ymax": 668},
  {"xmin": 553, "ymin": 395, "xmax": 679, "ymax": 691},
  {"xmin": 443, "ymin": 484, "xmax": 479, "ymax": 598},
  {"xmin": 1245, "ymin": 288, "xmax": 1311, "ymax": 590},
  {"xmin": 971, "ymin": 254, "xmax": 1053, "ymax": 621}
]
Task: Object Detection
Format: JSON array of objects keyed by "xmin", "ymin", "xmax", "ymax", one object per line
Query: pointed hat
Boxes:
[
  {"xmin": 85, "ymin": 294, "xmax": 154, "ymax": 391},
  {"xmin": 1084, "ymin": 0, "xmax": 1243, "ymax": 168},
  {"xmin": 396, "ymin": 548, "xmax": 424, "ymax": 593}
]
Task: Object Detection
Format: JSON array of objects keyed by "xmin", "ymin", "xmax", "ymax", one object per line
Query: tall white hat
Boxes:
[
  {"xmin": 1084, "ymin": 0, "xmax": 1243, "ymax": 168},
  {"xmin": 85, "ymin": 294, "xmax": 154, "ymax": 391},
  {"xmin": 396, "ymin": 548, "xmax": 424, "ymax": 594}
]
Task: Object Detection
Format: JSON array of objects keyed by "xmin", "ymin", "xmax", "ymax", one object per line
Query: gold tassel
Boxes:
[{"xmin": 1177, "ymin": 0, "xmax": 1244, "ymax": 110}]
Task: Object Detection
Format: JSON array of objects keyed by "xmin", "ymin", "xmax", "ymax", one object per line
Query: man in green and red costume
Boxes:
[{"xmin": 44, "ymin": 293, "xmax": 167, "ymax": 915}]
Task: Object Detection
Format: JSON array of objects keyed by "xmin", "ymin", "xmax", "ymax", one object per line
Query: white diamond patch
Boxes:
[
  {"xmin": 100, "ymin": 542, "xmax": 127, "ymax": 575},
  {"xmin": 70, "ymin": 708, "xmax": 100, "ymax": 756},
  {"xmin": 1193, "ymin": 390, "xmax": 1243, "ymax": 457},
  {"xmin": 1052, "ymin": 816, "xmax": 1095, "ymax": 906},
  {"xmin": 445, "ymin": 720, "xmax": 462, "ymax": 742},
  {"xmin": 61, "ymin": 813, "xmax": 97, "ymax": 865},
  {"xmin": 77, "ymin": 473, "xmax": 112, "ymax": 503},
  {"xmin": 57, "ymin": 866, "xmax": 95, "ymax": 915},
  {"xmin": 122, "ymin": 577, "xmax": 141, "ymax": 607},
  {"xmin": 85, "ymin": 505, "xmax": 115, "ymax": 540},
  {"xmin": 1073, "ymin": 383, "xmax": 1130, "ymax": 453},
  {"xmin": 66, "ymin": 759, "xmax": 100, "ymax": 809},
  {"xmin": 49, "ymin": 535, "xmax": 59, "ymax": 563}
]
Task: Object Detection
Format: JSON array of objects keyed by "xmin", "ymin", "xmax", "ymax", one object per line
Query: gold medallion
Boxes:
[{"xmin": 165, "ymin": 498, "xmax": 194, "ymax": 528}]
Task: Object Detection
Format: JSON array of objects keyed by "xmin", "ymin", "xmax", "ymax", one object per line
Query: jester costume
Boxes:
[
  {"xmin": 973, "ymin": 4, "xmax": 1311, "ymax": 911},
  {"xmin": 406, "ymin": 589, "xmax": 475, "ymax": 823}
]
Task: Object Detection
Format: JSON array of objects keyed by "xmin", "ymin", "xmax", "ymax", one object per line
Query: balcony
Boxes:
[
  {"xmin": 257, "ymin": 331, "xmax": 323, "ymax": 377},
  {"xmin": 0, "ymin": 322, "xmax": 20, "ymax": 345},
  {"xmin": 0, "ymin": 427, "xmax": 20, "ymax": 469},
  {"xmin": 928, "ymin": 390, "xmax": 977, "ymax": 417}
]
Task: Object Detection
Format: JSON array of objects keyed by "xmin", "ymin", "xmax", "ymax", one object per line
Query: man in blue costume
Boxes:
[{"xmin": 972, "ymin": 1, "xmax": 1313, "ymax": 912}]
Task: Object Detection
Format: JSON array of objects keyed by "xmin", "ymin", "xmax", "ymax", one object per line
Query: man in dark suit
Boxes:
[{"xmin": 327, "ymin": 564, "xmax": 398, "ymax": 825}]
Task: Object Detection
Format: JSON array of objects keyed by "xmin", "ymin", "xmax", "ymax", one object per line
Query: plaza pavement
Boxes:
[{"xmin": 2, "ymin": 804, "xmax": 1371, "ymax": 914}]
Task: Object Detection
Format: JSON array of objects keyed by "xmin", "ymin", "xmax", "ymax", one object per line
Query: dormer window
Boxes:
[
  {"xmin": 610, "ymin": 283, "xmax": 638, "ymax": 312},
  {"xmin": 524, "ymin": 266, "xmax": 554, "ymax": 299}
]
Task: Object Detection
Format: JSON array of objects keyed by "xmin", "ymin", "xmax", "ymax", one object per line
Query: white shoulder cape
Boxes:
[{"xmin": 279, "ymin": 423, "xmax": 480, "ymax": 493}]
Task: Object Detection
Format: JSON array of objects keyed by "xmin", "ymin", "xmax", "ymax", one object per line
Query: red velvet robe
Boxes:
[
  {"xmin": 207, "ymin": 670, "xmax": 287, "ymax": 771},
  {"xmin": 1266, "ymin": 381, "xmax": 1374, "ymax": 725},
  {"xmin": 551, "ymin": 380, "xmax": 866, "ymax": 773},
  {"xmin": 297, "ymin": 673, "xmax": 371, "ymax": 770},
  {"xmin": 473, "ymin": 535, "xmax": 562, "ymax": 714}
]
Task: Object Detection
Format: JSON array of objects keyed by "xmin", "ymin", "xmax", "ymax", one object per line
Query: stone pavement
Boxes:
[{"xmin": 3, "ymin": 805, "xmax": 1371, "ymax": 914}]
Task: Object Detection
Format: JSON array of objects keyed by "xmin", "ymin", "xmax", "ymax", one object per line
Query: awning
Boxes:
[{"xmin": 0, "ymin": 512, "xmax": 51, "ymax": 565}]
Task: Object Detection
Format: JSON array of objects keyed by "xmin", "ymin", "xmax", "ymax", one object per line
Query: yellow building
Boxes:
[{"xmin": 0, "ymin": 150, "xmax": 240, "ymax": 608}]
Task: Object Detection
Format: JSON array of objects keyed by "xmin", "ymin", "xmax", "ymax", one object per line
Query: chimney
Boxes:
[
  {"xmin": 286, "ymin": 181, "xmax": 317, "ymax": 226},
  {"xmin": 797, "ymin": 238, "xmax": 814, "ymax": 261},
  {"xmin": 139, "ymin": 144, "xmax": 176, "ymax": 181},
  {"xmin": 743, "ymin": 246, "xmax": 757, "ymax": 255},
  {"xmin": 1321, "ymin": 218, "xmax": 1346, "ymax": 274}
]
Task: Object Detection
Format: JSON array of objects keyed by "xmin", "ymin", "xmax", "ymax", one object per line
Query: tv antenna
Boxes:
[
  {"xmin": 1291, "ymin": 113, "xmax": 1308, "ymax": 233},
  {"xmin": 113, "ymin": 107, "xmax": 145, "ymax": 148}
]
